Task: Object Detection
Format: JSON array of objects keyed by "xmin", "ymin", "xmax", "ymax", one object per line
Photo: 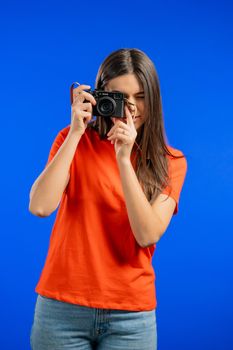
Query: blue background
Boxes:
[{"xmin": 1, "ymin": 0, "xmax": 232, "ymax": 349}]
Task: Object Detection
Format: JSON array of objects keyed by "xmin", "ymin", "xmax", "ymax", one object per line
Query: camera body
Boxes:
[{"xmin": 88, "ymin": 90, "xmax": 125, "ymax": 118}]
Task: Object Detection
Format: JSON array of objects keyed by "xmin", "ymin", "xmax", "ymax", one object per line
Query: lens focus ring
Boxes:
[{"xmin": 97, "ymin": 97, "xmax": 116, "ymax": 117}]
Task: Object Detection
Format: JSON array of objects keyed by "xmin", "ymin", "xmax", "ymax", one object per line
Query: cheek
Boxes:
[{"xmin": 137, "ymin": 100, "xmax": 145, "ymax": 113}]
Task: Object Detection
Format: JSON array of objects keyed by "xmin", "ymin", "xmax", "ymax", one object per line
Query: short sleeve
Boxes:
[
  {"xmin": 44, "ymin": 127, "xmax": 70, "ymax": 168},
  {"xmin": 161, "ymin": 152, "xmax": 188, "ymax": 215}
]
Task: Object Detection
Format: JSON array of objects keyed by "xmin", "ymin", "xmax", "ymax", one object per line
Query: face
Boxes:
[{"xmin": 105, "ymin": 73, "xmax": 146, "ymax": 130}]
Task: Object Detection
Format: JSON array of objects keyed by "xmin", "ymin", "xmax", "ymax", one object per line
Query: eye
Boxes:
[{"xmin": 136, "ymin": 96, "xmax": 145, "ymax": 99}]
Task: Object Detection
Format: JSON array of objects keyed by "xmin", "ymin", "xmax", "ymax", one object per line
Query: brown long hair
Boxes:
[{"xmin": 88, "ymin": 48, "xmax": 185, "ymax": 204}]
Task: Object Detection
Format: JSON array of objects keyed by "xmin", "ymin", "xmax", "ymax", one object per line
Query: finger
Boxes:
[
  {"xmin": 83, "ymin": 112, "xmax": 93, "ymax": 124},
  {"xmin": 108, "ymin": 132, "xmax": 131, "ymax": 144},
  {"xmin": 71, "ymin": 84, "xmax": 96, "ymax": 103},
  {"xmin": 73, "ymin": 84, "xmax": 91, "ymax": 91},
  {"xmin": 107, "ymin": 121, "xmax": 130, "ymax": 136},
  {"xmin": 80, "ymin": 111, "xmax": 92, "ymax": 120},
  {"xmin": 70, "ymin": 84, "xmax": 91, "ymax": 104},
  {"xmin": 79, "ymin": 102, "xmax": 93, "ymax": 113},
  {"xmin": 107, "ymin": 129, "xmax": 130, "ymax": 139},
  {"xmin": 107, "ymin": 123, "xmax": 117, "ymax": 136},
  {"xmin": 125, "ymin": 106, "xmax": 134, "ymax": 127},
  {"xmin": 82, "ymin": 90, "xmax": 97, "ymax": 105},
  {"xmin": 73, "ymin": 91, "xmax": 85, "ymax": 103},
  {"xmin": 111, "ymin": 117, "xmax": 123, "ymax": 125},
  {"xmin": 72, "ymin": 109, "xmax": 92, "ymax": 119},
  {"xmin": 74, "ymin": 90, "xmax": 96, "ymax": 106}
]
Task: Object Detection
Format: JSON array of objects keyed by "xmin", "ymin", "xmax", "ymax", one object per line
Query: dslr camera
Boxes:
[{"xmin": 88, "ymin": 90, "xmax": 125, "ymax": 118}]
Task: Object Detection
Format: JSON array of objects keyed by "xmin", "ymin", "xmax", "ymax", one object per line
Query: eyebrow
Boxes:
[{"xmin": 111, "ymin": 90, "xmax": 144, "ymax": 97}]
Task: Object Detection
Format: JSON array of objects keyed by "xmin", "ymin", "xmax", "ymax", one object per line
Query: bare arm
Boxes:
[
  {"xmin": 29, "ymin": 84, "xmax": 96, "ymax": 217},
  {"xmin": 117, "ymin": 158, "xmax": 176, "ymax": 247},
  {"xmin": 29, "ymin": 130, "xmax": 82, "ymax": 217}
]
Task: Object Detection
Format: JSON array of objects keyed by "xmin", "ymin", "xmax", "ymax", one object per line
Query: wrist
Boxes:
[
  {"xmin": 67, "ymin": 130, "xmax": 83, "ymax": 145},
  {"xmin": 68, "ymin": 129, "xmax": 83, "ymax": 139},
  {"xmin": 116, "ymin": 156, "xmax": 131, "ymax": 166}
]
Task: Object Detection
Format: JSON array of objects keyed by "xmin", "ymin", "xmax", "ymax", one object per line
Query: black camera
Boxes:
[{"xmin": 88, "ymin": 90, "xmax": 125, "ymax": 118}]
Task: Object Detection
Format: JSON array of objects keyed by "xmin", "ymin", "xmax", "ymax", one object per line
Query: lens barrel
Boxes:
[{"xmin": 97, "ymin": 97, "xmax": 116, "ymax": 117}]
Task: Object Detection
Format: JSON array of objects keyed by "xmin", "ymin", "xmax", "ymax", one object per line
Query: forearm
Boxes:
[
  {"xmin": 29, "ymin": 130, "xmax": 82, "ymax": 217},
  {"xmin": 117, "ymin": 158, "xmax": 163, "ymax": 247}
]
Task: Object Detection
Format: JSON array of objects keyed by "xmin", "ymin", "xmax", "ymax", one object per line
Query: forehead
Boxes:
[{"xmin": 106, "ymin": 74, "xmax": 143, "ymax": 94}]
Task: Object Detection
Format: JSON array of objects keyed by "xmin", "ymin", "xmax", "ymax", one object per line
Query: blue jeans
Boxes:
[{"xmin": 30, "ymin": 295, "xmax": 157, "ymax": 349}]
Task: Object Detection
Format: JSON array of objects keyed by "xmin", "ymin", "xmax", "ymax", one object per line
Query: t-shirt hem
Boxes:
[{"xmin": 35, "ymin": 287, "xmax": 156, "ymax": 312}]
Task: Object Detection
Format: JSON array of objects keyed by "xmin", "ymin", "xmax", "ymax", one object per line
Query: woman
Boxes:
[{"xmin": 29, "ymin": 48, "xmax": 187, "ymax": 350}]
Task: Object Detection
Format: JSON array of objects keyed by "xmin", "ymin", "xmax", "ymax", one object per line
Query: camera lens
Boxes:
[{"xmin": 97, "ymin": 97, "xmax": 116, "ymax": 117}]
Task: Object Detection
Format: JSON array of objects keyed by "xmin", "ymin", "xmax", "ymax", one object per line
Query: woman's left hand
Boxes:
[{"xmin": 107, "ymin": 105, "xmax": 137, "ymax": 161}]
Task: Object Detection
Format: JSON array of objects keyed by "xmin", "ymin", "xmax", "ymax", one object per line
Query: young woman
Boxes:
[{"xmin": 29, "ymin": 48, "xmax": 187, "ymax": 350}]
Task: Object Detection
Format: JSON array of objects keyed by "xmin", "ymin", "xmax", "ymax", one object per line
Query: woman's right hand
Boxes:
[{"xmin": 70, "ymin": 84, "xmax": 97, "ymax": 136}]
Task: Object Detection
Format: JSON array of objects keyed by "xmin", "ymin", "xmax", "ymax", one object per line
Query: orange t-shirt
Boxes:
[{"xmin": 35, "ymin": 125, "xmax": 187, "ymax": 311}]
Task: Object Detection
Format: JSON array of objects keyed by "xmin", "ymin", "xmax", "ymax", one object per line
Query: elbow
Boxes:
[
  {"xmin": 141, "ymin": 219, "xmax": 167, "ymax": 247},
  {"xmin": 139, "ymin": 231, "xmax": 164, "ymax": 248},
  {"xmin": 29, "ymin": 190, "xmax": 55, "ymax": 217},
  {"xmin": 28, "ymin": 202, "xmax": 51, "ymax": 217},
  {"xmin": 140, "ymin": 240, "xmax": 157, "ymax": 249}
]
